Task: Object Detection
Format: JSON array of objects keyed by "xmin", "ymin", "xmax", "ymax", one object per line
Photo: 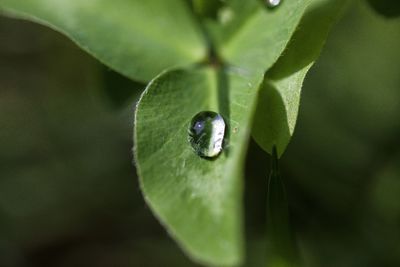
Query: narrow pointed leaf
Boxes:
[
  {"xmin": 252, "ymin": 0, "xmax": 351, "ymax": 156},
  {"xmin": 267, "ymin": 147, "xmax": 296, "ymax": 267},
  {"xmin": 0, "ymin": 0, "xmax": 207, "ymax": 82}
]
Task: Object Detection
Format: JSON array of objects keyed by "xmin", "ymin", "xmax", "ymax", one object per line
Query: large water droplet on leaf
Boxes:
[
  {"xmin": 189, "ymin": 111, "xmax": 226, "ymax": 158},
  {"xmin": 266, "ymin": 0, "xmax": 281, "ymax": 8}
]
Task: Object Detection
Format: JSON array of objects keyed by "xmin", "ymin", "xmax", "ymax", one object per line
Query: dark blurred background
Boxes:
[{"xmin": 0, "ymin": 1, "xmax": 399, "ymax": 266}]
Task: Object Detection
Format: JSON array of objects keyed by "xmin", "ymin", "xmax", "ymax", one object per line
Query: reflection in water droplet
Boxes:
[
  {"xmin": 266, "ymin": 0, "xmax": 281, "ymax": 8},
  {"xmin": 189, "ymin": 111, "xmax": 226, "ymax": 158}
]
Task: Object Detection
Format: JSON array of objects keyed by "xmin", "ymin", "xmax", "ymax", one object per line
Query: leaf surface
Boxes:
[
  {"xmin": 220, "ymin": 0, "xmax": 310, "ymax": 75},
  {"xmin": 0, "ymin": 0, "xmax": 207, "ymax": 82},
  {"xmin": 135, "ymin": 67, "xmax": 262, "ymax": 266}
]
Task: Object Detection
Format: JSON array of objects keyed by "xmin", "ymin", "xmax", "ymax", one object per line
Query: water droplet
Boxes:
[
  {"xmin": 189, "ymin": 111, "xmax": 226, "ymax": 158},
  {"xmin": 266, "ymin": 0, "xmax": 281, "ymax": 8}
]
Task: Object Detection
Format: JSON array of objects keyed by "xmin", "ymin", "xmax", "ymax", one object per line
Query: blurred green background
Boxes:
[{"xmin": 0, "ymin": 1, "xmax": 399, "ymax": 266}]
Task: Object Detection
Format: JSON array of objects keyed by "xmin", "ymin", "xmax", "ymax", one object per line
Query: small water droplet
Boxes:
[
  {"xmin": 188, "ymin": 111, "xmax": 226, "ymax": 158},
  {"xmin": 266, "ymin": 0, "xmax": 281, "ymax": 8}
]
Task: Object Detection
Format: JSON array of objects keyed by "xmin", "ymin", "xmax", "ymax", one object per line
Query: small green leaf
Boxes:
[
  {"xmin": 252, "ymin": 0, "xmax": 350, "ymax": 156},
  {"xmin": 134, "ymin": 67, "xmax": 263, "ymax": 266},
  {"xmin": 220, "ymin": 0, "xmax": 310, "ymax": 75},
  {"xmin": 0, "ymin": 0, "xmax": 207, "ymax": 82}
]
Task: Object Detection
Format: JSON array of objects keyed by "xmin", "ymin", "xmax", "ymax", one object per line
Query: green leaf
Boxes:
[
  {"xmin": 134, "ymin": 1, "xmax": 311, "ymax": 265},
  {"xmin": 220, "ymin": 0, "xmax": 311, "ymax": 75},
  {"xmin": 252, "ymin": 0, "xmax": 351, "ymax": 156},
  {"xmin": 0, "ymin": 0, "xmax": 207, "ymax": 82},
  {"xmin": 134, "ymin": 67, "xmax": 263, "ymax": 266}
]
